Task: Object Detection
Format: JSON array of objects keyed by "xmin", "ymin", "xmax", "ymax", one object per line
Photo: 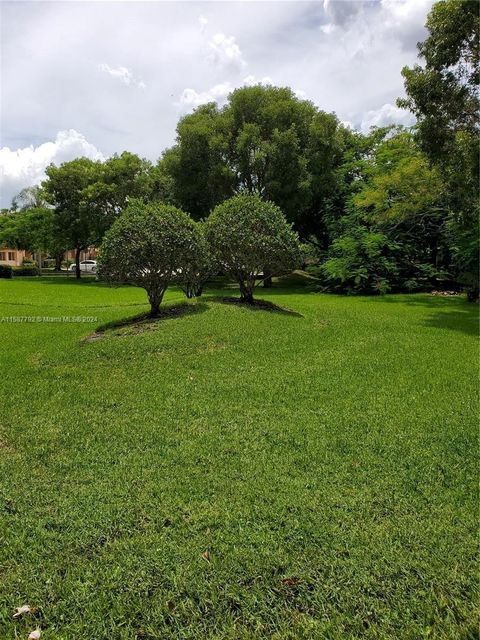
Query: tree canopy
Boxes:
[
  {"xmin": 157, "ymin": 86, "xmax": 347, "ymax": 244},
  {"xmin": 399, "ymin": 0, "xmax": 479, "ymax": 298},
  {"xmin": 206, "ymin": 194, "xmax": 302, "ymax": 303},
  {"xmin": 98, "ymin": 201, "xmax": 203, "ymax": 315}
]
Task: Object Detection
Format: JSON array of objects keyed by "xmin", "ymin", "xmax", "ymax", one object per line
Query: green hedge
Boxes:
[
  {"xmin": 0, "ymin": 265, "xmax": 13, "ymax": 279},
  {"xmin": 13, "ymin": 265, "xmax": 40, "ymax": 276}
]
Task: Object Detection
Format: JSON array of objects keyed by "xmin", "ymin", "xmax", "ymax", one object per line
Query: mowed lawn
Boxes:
[{"xmin": 0, "ymin": 276, "xmax": 478, "ymax": 640}]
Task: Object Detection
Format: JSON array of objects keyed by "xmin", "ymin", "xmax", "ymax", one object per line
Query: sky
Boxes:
[{"xmin": 0, "ymin": 0, "xmax": 436, "ymax": 208}]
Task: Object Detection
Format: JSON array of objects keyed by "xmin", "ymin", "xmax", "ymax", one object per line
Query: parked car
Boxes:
[{"xmin": 68, "ymin": 260, "xmax": 97, "ymax": 273}]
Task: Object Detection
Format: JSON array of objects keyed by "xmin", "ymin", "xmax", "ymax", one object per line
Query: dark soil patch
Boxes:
[{"xmin": 218, "ymin": 296, "xmax": 303, "ymax": 317}]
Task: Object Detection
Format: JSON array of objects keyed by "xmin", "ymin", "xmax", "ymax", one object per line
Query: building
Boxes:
[
  {"xmin": 0, "ymin": 248, "xmax": 33, "ymax": 266},
  {"xmin": 64, "ymin": 247, "xmax": 99, "ymax": 262},
  {"xmin": 0, "ymin": 246, "xmax": 98, "ymax": 268}
]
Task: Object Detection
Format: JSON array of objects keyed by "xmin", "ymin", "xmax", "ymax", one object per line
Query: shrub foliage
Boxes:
[
  {"xmin": 98, "ymin": 201, "xmax": 202, "ymax": 315},
  {"xmin": 0, "ymin": 265, "xmax": 13, "ymax": 279},
  {"xmin": 206, "ymin": 195, "xmax": 302, "ymax": 303}
]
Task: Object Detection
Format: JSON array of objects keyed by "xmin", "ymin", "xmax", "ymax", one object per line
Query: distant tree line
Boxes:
[{"xmin": 0, "ymin": 0, "xmax": 477, "ymax": 299}]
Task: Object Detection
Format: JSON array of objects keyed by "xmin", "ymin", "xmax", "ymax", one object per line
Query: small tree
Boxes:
[
  {"xmin": 176, "ymin": 222, "xmax": 215, "ymax": 298},
  {"xmin": 98, "ymin": 201, "xmax": 201, "ymax": 316},
  {"xmin": 206, "ymin": 194, "xmax": 302, "ymax": 303}
]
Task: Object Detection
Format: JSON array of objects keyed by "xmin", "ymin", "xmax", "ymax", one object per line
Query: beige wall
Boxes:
[{"xmin": 0, "ymin": 248, "xmax": 32, "ymax": 266}]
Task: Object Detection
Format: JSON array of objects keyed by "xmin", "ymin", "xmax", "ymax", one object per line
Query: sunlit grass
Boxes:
[{"xmin": 0, "ymin": 276, "xmax": 478, "ymax": 639}]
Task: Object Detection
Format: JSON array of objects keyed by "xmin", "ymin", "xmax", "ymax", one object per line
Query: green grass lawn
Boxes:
[{"xmin": 0, "ymin": 276, "xmax": 478, "ymax": 639}]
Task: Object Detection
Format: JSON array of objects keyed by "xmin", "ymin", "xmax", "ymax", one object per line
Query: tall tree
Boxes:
[
  {"xmin": 160, "ymin": 85, "xmax": 347, "ymax": 246},
  {"xmin": 162, "ymin": 103, "xmax": 235, "ymax": 219},
  {"xmin": 398, "ymin": 0, "xmax": 479, "ymax": 298},
  {"xmin": 43, "ymin": 158, "xmax": 101, "ymax": 278},
  {"xmin": 43, "ymin": 153, "xmax": 152, "ymax": 278},
  {"xmin": 86, "ymin": 152, "xmax": 154, "ymax": 236}
]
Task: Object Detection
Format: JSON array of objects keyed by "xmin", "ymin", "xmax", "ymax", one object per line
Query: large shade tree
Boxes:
[
  {"xmin": 43, "ymin": 158, "xmax": 101, "ymax": 278},
  {"xmin": 43, "ymin": 152, "xmax": 154, "ymax": 278},
  {"xmin": 320, "ymin": 129, "xmax": 449, "ymax": 294},
  {"xmin": 158, "ymin": 85, "xmax": 347, "ymax": 246}
]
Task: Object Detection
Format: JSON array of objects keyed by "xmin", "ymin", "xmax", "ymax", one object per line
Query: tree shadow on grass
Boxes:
[
  {"xmin": 82, "ymin": 301, "xmax": 208, "ymax": 343},
  {"xmin": 206, "ymin": 295, "xmax": 304, "ymax": 317},
  {"xmin": 26, "ymin": 276, "xmax": 100, "ymax": 285},
  {"xmin": 374, "ymin": 294, "xmax": 479, "ymax": 337},
  {"xmin": 423, "ymin": 308, "xmax": 479, "ymax": 337}
]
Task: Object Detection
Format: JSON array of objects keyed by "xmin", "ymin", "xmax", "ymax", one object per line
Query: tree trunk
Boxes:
[
  {"xmin": 467, "ymin": 286, "xmax": 479, "ymax": 303},
  {"xmin": 75, "ymin": 247, "xmax": 81, "ymax": 279},
  {"xmin": 147, "ymin": 287, "xmax": 165, "ymax": 316},
  {"xmin": 239, "ymin": 281, "xmax": 254, "ymax": 304},
  {"xmin": 263, "ymin": 271, "xmax": 273, "ymax": 288},
  {"xmin": 54, "ymin": 252, "xmax": 63, "ymax": 271}
]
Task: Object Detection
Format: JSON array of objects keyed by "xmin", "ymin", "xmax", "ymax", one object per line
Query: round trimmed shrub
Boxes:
[
  {"xmin": 98, "ymin": 200, "xmax": 200, "ymax": 316},
  {"xmin": 206, "ymin": 194, "xmax": 302, "ymax": 303}
]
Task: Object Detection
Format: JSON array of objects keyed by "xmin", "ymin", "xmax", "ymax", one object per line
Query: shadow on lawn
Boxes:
[
  {"xmin": 83, "ymin": 302, "xmax": 208, "ymax": 342},
  {"xmin": 376, "ymin": 294, "xmax": 479, "ymax": 337},
  {"xmin": 423, "ymin": 308, "xmax": 479, "ymax": 337},
  {"xmin": 207, "ymin": 296, "xmax": 304, "ymax": 317}
]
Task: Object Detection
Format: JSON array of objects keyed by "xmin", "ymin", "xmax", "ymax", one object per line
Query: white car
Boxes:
[{"xmin": 68, "ymin": 260, "xmax": 97, "ymax": 273}]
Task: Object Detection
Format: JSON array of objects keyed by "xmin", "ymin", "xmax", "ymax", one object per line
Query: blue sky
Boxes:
[{"xmin": 0, "ymin": 0, "xmax": 435, "ymax": 207}]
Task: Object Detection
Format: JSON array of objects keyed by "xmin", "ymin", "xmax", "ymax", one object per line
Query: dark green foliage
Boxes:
[
  {"xmin": 320, "ymin": 130, "xmax": 451, "ymax": 294},
  {"xmin": 12, "ymin": 265, "xmax": 40, "ymax": 276},
  {"xmin": 0, "ymin": 264, "xmax": 13, "ymax": 278},
  {"xmin": 98, "ymin": 200, "xmax": 203, "ymax": 315},
  {"xmin": 43, "ymin": 153, "xmax": 155, "ymax": 278},
  {"xmin": 43, "ymin": 158, "xmax": 101, "ymax": 278},
  {"xmin": 0, "ymin": 207, "xmax": 66, "ymax": 270},
  {"xmin": 206, "ymin": 194, "xmax": 302, "ymax": 302},
  {"xmin": 399, "ymin": 0, "xmax": 479, "ymax": 298},
  {"xmin": 158, "ymin": 86, "xmax": 346, "ymax": 241},
  {"xmin": 319, "ymin": 228, "xmax": 399, "ymax": 294}
]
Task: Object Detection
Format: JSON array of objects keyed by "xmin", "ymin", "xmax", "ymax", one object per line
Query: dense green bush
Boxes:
[
  {"xmin": 319, "ymin": 228, "xmax": 398, "ymax": 295},
  {"xmin": 319, "ymin": 130, "xmax": 451, "ymax": 295},
  {"xmin": 206, "ymin": 195, "xmax": 302, "ymax": 303},
  {"xmin": 13, "ymin": 265, "xmax": 40, "ymax": 276},
  {"xmin": 98, "ymin": 200, "xmax": 203, "ymax": 315},
  {"xmin": 0, "ymin": 265, "xmax": 13, "ymax": 279}
]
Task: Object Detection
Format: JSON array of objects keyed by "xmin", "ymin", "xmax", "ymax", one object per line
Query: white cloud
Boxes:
[
  {"xmin": 98, "ymin": 63, "xmax": 146, "ymax": 89},
  {"xmin": 293, "ymin": 88, "xmax": 307, "ymax": 100},
  {"xmin": 199, "ymin": 15, "xmax": 208, "ymax": 33},
  {"xmin": 0, "ymin": 129, "xmax": 105, "ymax": 207},
  {"xmin": 360, "ymin": 103, "xmax": 415, "ymax": 133},
  {"xmin": 1, "ymin": 0, "xmax": 436, "ymax": 207},
  {"xmin": 242, "ymin": 74, "xmax": 274, "ymax": 87},
  {"xmin": 207, "ymin": 32, "xmax": 246, "ymax": 69},
  {"xmin": 178, "ymin": 75, "xmax": 274, "ymax": 111},
  {"xmin": 179, "ymin": 82, "xmax": 234, "ymax": 110}
]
